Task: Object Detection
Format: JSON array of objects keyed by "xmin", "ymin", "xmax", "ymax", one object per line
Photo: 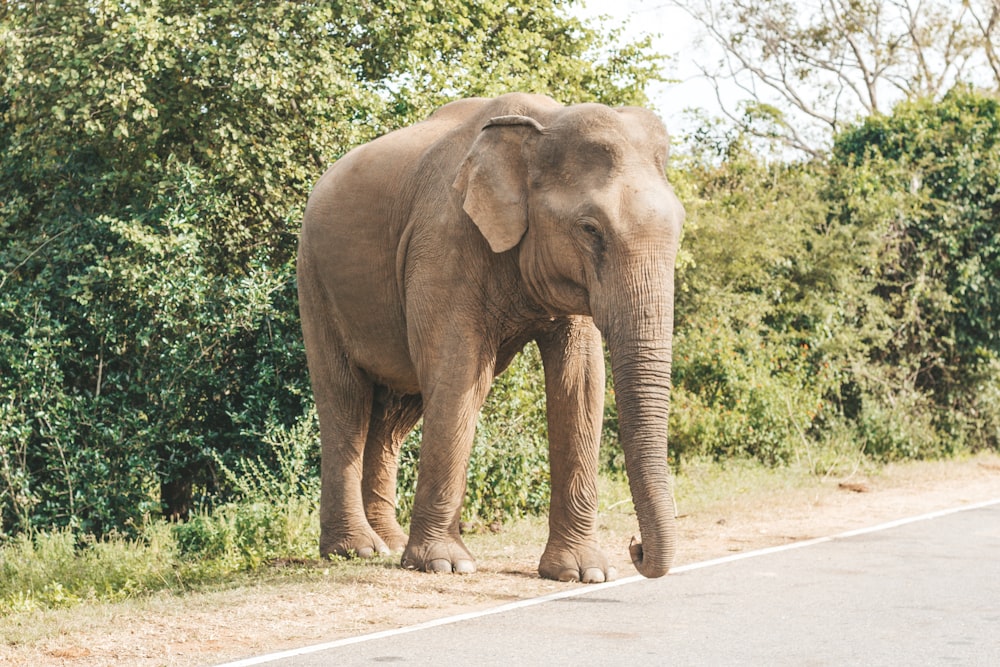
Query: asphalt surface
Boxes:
[{"xmin": 221, "ymin": 500, "xmax": 1000, "ymax": 667}]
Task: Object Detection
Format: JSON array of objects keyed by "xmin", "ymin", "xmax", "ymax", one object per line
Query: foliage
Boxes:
[
  {"xmin": 667, "ymin": 146, "xmax": 850, "ymax": 467},
  {"xmin": 0, "ymin": 523, "xmax": 184, "ymax": 615},
  {"xmin": 0, "ymin": 0, "xmax": 663, "ymax": 537},
  {"xmin": 833, "ymin": 88, "xmax": 1000, "ymax": 367},
  {"xmin": 830, "ymin": 87, "xmax": 1000, "ymax": 453},
  {"xmin": 339, "ymin": 0, "xmax": 663, "ymax": 126},
  {"xmin": 0, "ymin": 413, "xmax": 323, "ymax": 616},
  {"xmin": 669, "ymin": 89, "xmax": 1000, "ymax": 467},
  {"xmin": 0, "ymin": 163, "xmax": 307, "ymax": 535},
  {"xmin": 0, "ymin": 0, "xmax": 352, "ymax": 535},
  {"xmin": 173, "ymin": 412, "xmax": 320, "ymax": 570},
  {"xmin": 3, "ymin": 0, "xmax": 995, "ymax": 555}
]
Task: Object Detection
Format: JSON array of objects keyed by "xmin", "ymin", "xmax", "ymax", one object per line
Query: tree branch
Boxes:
[
  {"xmin": 968, "ymin": 0, "xmax": 1000, "ymax": 86},
  {"xmin": 669, "ymin": 0, "xmax": 1000, "ymax": 156}
]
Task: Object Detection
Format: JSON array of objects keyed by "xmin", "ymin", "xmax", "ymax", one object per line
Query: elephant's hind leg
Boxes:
[
  {"xmin": 299, "ymin": 264, "xmax": 389, "ymax": 559},
  {"xmin": 363, "ymin": 391, "xmax": 423, "ymax": 552}
]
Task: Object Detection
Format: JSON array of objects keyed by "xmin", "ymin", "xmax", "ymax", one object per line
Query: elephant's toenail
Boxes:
[
  {"xmin": 427, "ymin": 558, "xmax": 452, "ymax": 573},
  {"xmin": 453, "ymin": 560, "xmax": 476, "ymax": 574}
]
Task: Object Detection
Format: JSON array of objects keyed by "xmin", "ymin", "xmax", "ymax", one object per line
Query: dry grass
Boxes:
[{"xmin": 1, "ymin": 451, "xmax": 998, "ymax": 667}]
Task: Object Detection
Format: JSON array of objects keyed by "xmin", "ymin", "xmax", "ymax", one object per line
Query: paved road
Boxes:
[{"xmin": 222, "ymin": 501, "xmax": 1000, "ymax": 666}]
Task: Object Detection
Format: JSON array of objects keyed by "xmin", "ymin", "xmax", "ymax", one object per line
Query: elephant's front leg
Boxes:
[
  {"xmin": 401, "ymin": 360, "xmax": 493, "ymax": 574},
  {"xmin": 536, "ymin": 318, "xmax": 614, "ymax": 583}
]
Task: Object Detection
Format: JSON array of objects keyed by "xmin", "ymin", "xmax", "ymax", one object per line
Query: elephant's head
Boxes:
[{"xmin": 454, "ymin": 103, "xmax": 684, "ymax": 578}]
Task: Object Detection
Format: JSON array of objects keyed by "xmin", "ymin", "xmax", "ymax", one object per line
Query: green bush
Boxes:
[
  {"xmin": 830, "ymin": 87, "xmax": 1000, "ymax": 453},
  {"xmin": 0, "ymin": 163, "xmax": 308, "ymax": 536},
  {"xmin": 854, "ymin": 390, "xmax": 939, "ymax": 461},
  {"xmin": 962, "ymin": 358, "xmax": 1000, "ymax": 451},
  {"xmin": 667, "ymin": 146, "xmax": 847, "ymax": 466},
  {"xmin": 667, "ymin": 94, "xmax": 1000, "ymax": 468},
  {"xmin": 465, "ymin": 344, "xmax": 551, "ymax": 526},
  {"xmin": 173, "ymin": 411, "xmax": 321, "ymax": 569},
  {"xmin": 0, "ymin": 0, "xmax": 662, "ymax": 538},
  {"xmin": 670, "ymin": 317, "xmax": 831, "ymax": 465}
]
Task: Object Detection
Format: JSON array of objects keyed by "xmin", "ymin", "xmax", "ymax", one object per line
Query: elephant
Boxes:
[{"xmin": 297, "ymin": 92, "xmax": 684, "ymax": 582}]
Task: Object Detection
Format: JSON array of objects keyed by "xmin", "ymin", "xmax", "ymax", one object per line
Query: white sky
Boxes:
[{"xmin": 573, "ymin": 0, "xmax": 732, "ymax": 138}]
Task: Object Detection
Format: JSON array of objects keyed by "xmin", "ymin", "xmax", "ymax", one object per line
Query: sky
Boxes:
[{"xmin": 572, "ymin": 0, "xmax": 733, "ymax": 138}]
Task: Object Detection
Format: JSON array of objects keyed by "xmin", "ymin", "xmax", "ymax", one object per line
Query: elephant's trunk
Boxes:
[{"xmin": 600, "ymin": 276, "xmax": 678, "ymax": 579}]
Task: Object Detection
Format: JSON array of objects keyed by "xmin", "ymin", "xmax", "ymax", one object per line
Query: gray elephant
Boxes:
[{"xmin": 298, "ymin": 93, "xmax": 684, "ymax": 582}]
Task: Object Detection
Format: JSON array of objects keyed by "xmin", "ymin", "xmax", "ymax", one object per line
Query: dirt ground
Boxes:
[{"xmin": 2, "ymin": 453, "xmax": 998, "ymax": 667}]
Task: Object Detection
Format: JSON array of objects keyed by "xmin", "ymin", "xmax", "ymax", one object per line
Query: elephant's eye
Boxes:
[{"xmin": 576, "ymin": 220, "xmax": 606, "ymax": 253}]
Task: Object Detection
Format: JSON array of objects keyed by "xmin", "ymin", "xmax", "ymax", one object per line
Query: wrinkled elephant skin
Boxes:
[{"xmin": 298, "ymin": 93, "xmax": 685, "ymax": 581}]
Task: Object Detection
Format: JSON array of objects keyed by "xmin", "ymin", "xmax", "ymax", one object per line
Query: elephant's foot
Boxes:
[
  {"xmin": 321, "ymin": 527, "xmax": 391, "ymax": 560},
  {"xmin": 401, "ymin": 536, "xmax": 476, "ymax": 574},
  {"xmin": 372, "ymin": 523, "xmax": 409, "ymax": 553},
  {"xmin": 365, "ymin": 512, "xmax": 409, "ymax": 552},
  {"xmin": 539, "ymin": 540, "xmax": 616, "ymax": 583}
]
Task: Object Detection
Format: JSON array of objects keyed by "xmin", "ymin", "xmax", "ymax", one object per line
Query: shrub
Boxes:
[
  {"xmin": 668, "ymin": 314, "xmax": 833, "ymax": 466},
  {"xmin": 173, "ymin": 411, "xmax": 321, "ymax": 569},
  {"xmin": 0, "ymin": 0, "xmax": 664, "ymax": 538},
  {"xmin": 830, "ymin": 87, "xmax": 1000, "ymax": 454},
  {"xmin": 0, "ymin": 164, "xmax": 309, "ymax": 536},
  {"xmin": 668, "ymin": 145, "xmax": 847, "ymax": 466}
]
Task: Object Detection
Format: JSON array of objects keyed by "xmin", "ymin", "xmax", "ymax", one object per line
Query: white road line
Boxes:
[
  {"xmin": 215, "ymin": 497, "xmax": 1000, "ymax": 667},
  {"xmin": 669, "ymin": 496, "xmax": 1000, "ymax": 575}
]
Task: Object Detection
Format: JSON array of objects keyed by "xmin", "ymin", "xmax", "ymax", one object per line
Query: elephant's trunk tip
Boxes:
[{"xmin": 629, "ymin": 536, "xmax": 672, "ymax": 579}]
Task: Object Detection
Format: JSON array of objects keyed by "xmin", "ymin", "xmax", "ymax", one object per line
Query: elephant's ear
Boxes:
[{"xmin": 454, "ymin": 115, "xmax": 544, "ymax": 254}]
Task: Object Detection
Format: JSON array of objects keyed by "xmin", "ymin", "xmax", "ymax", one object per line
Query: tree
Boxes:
[
  {"xmin": 337, "ymin": 0, "xmax": 663, "ymax": 122},
  {"xmin": 0, "ymin": 0, "xmax": 373, "ymax": 533},
  {"xmin": 0, "ymin": 0, "xmax": 664, "ymax": 536},
  {"xmin": 829, "ymin": 88, "xmax": 1000, "ymax": 452},
  {"xmin": 671, "ymin": 0, "xmax": 1000, "ymax": 155},
  {"xmin": 666, "ymin": 146, "xmax": 857, "ymax": 466},
  {"xmin": 667, "ymin": 87, "xmax": 1000, "ymax": 466}
]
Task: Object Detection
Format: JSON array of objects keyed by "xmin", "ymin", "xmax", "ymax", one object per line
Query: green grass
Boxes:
[
  {"xmin": 0, "ymin": 523, "xmax": 183, "ymax": 614},
  {"xmin": 0, "ymin": 457, "xmax": 856, "ymax": 615},
  {"xmin": 0, "ymin": 501, "xmax": 338, "ymax": 616},
  {"xmin": 0, "ymin": 415, "xmax": 328, "ymax": 616}
]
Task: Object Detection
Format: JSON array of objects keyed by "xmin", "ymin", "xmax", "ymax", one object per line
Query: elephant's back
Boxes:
[
  {"xmin": 296, "ymin": 93, "xmax": 564, "ymax": 392},
  {"xmin": 298, "ymin": 120, "xmax": 453, "ymax": 393},
  {"xmin": 304, "ymin": 93, "xmax": 562, "ymax": 230}
]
